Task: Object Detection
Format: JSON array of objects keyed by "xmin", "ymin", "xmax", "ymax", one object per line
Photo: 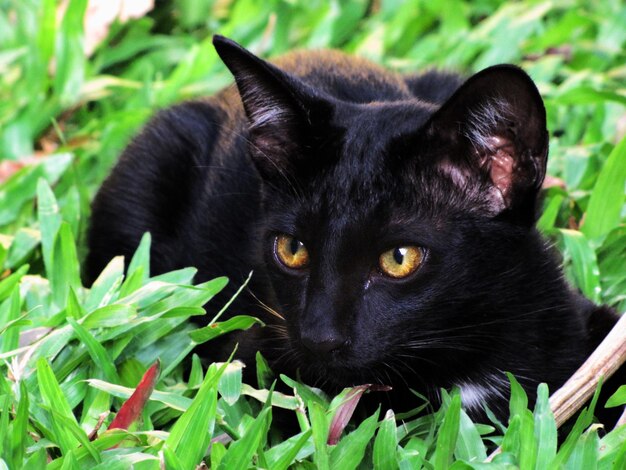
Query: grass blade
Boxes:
[
  {"xmin": 559, "ymin": 229, "xmax": 602, "ymax": 302},
  {"xmin": 330, "ymin": 408, "xmax": 380, "ymax": 470},
  {"xmin": 217, "ymin": 407, "xmax": 272, "ymax": 470},
  {"xmin": 166, "ymin": 363, "xmax": 226, "ymax": 468},
  {"xmin": 36, "ymin": 358, "xmax": 81, "ymax": 454},
  {"xmin": 373, "ymin": 409, "xmax": 399, "ymax": 470},
  {"xmin": 581, "ymin": 136, "xmax": 626, "ymax": 239},
  {"xmin": 430, "ymin": 393, "xmax": 461, "ymax": 470}
]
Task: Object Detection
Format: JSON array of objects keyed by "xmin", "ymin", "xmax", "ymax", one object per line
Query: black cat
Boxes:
[{"xmin": 87, "ymin": 36, "xmax": 621, "ymax": 422}]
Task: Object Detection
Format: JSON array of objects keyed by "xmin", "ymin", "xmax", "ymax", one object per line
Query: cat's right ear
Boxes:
[
  {"xmin": 423, "ymin": 65, "xmax": 549, "ymax": 225},
  {"xmin": 213, "ymin": 36, "xmax": 330, "ymax": 183}
]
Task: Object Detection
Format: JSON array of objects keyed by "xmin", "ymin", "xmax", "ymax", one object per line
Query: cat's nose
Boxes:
[{"xmin": 301, "ymin": 334, "xmax": 347, "ymax": 356}]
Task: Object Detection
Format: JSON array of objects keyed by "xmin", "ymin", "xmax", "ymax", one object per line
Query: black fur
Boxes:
[{"xmin": 87, "ymin": 36, "xmax": 622, "ymax": 423}]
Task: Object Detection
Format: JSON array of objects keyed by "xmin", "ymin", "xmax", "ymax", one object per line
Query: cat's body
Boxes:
[{"xmin": 87, "ymin": 36, "xmax": 621, "ymax": 422}]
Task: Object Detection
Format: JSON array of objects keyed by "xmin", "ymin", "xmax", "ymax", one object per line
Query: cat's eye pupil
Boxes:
[
  {"xmin": 274, "ymin": 234, "xmax": 309, "ymax": 270},
  {"xmin": 393, "ymin": 247, "xmax": 405, "ymax": 265},
  {"xmin": 379, "ymin": 245, "xmax": 423, "ymax": 279}
]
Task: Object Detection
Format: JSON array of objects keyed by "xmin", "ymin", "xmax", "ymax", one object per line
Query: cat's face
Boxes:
[{"xmin": 214, "ymin": 36, "xmax": 549, "ymax": 389}]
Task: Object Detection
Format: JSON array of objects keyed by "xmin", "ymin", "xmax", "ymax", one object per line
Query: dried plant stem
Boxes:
[{"xmin": 549, "ymin": 313, "xmax": 626, "ymax": 428}]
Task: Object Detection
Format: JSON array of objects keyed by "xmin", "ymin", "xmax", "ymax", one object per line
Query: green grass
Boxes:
[{"xmin": 1, "ymin": 0, "xmax": 625, "ymax": 468}]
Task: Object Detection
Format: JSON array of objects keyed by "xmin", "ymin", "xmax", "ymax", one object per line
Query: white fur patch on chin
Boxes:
[{"xmin": 457, "ymin": 373, "xmax": 509, "ymax": 413}]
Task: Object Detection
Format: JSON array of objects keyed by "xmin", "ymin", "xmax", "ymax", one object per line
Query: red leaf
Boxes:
[
  {"xmin": 327, "ymin": 384, "xmax": 393, "ymax": 445},
  {"xmin": 109, "ymin": 360, "xmax": 160, "ymax": 431}
]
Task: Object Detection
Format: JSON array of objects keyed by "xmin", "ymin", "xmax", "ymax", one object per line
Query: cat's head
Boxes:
[{"xmin": 214, "ymin": 36, "xmax": 551, "ymax": 390}]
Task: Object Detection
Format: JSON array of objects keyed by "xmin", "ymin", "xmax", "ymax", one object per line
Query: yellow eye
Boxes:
[
  {"xmin": 274, "ymin": 234, "xmax": 310, "ymax": 269},
  {"xmin": 379, "ymin": 246, "xmax": 423, "ymax": 278}
]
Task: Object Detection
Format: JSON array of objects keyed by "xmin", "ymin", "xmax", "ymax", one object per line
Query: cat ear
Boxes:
[
  {"xmin": 426, "ymin": 65, "xmax": 548, "ymax": 222},
  {"xmin": 213, "ymin": 35, "xmax": 328, "ymax": 182}
]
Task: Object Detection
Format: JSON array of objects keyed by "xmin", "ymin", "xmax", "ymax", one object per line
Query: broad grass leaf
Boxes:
[
  {"xmin": 37, "ymin": 0, "xmax": 56, "ymax": 65},
  {"xmin": 518, "ymin": 410, "xmax": 537, "ymax": 470},
  {"xmin": 58, "ymin": 451, "xmax": 79, "ymax": 470},
  {"xmin": 161, "ymin": 306, "xmax": 205, "ymax": 318},
  {"xmin": 65, "ymin": 287, "xmax": 85, "ymax": 320},
  {"xmin": 119, "ymin": 265, "xmax": 145, "ymax": 298},
  {"xmin": 23, "ymin": 448, "xmax": 47, "ymax": 469},
  {"xmin": 566, "ymin": 426, "xmax": 600, "ymax": 470},
  {"xmin": 85, "ymin": 256, "xmax": 124, "ymax": 311},
  {"xmin": 373, "ymin": 409, "xmax": 399, "ymax": 470},
  {"xmin": 54, "ymin": 0, "xmax": 88, "ymax": 106},
  {"xmin": 533, "ymin": 383, "xmax": 557, "ymax": 469},
  {"xmin": 557, "ymin": 87, "xmax": 626, "ymax": 107},
  {"xmin": 161, "ymin": 445, "xmax": 185, "ymax": 470},
  {"xmin": 79, "ymin": 377, "xmax": 111, "ymax": 432},
  {"xmin": 266, "ymin": 429, "xmax": 313, "ymax": 470},
  {"xmin": 210, "ymin": 441, "xmax": 227, "ymax": 469},
  {"xmin": 606, "ymin": 385, "xmax": 626, "ymax": 408},
  {"xmin": 60, "ymin": 185, "xmax": 81, "ymax": 239},
  {"xmin": 330, "ymin": 407, "xmax": 380, "ymax": 470},
  {"xmin": 551, "ymin": 384, "xmax": 603, "ymax": 467},
  {"xmin": 0, "ymin": 166, "xmax": 42, "ymax": 224},
  {"xmin": 597, "ymin": 425, "xmax": 626, "ymax": 467},
  {"xmin": 430, "ymin": 393, "xmax": 462, "ymax": 469},
  {"xmin": 188, "ymin": 353, "xmax": 203, "ymax": 388},
  {"xmin": 255, "ymin": 351, "xmax": 273, "ymax": 390},
  {"xmin": 217, "ymin": 407, "xmax": 272, "ymax": 470},
  {"xmin": 49, "ymin": 410, "xmax": 100, "ymax": 463},
  {"xmin": 51, "ymin": 222, "xmax": 81, "ymax": 309},
  {"xmin": 19, "ymin": 324, "xmax": 73, "ymax": 368},
  {"xmin": 46, "ymin": 430, "xmax": 137, "ymax": 470},
  {"xmin": 218, "ymin": 361, "xmax": 243, "ymax": 405},
  {"xmin": 9, "ymin": 381, "xmax": 29, "ymax": 468},
  {"xmin": 398, "ymin": 437, "xmax": 427, "ymax": 469},
  {"xmin": 81, "ymin": 304, "xmax": 137, "ymax": 329},
  {"xmin": 0, "ymin": 265, "xmax": 28, "ymax": 302},
  {"xmin": 559, "ymin": 229, "xmax": 601, "ymax": 302},
  {"xmin": 0, "ymin": 393, "xmax": 9, "ymax": 459},
  {"xmin": 4, "ymin": 227, "xmax": 39, "ymax": 269},
  {"xmin": 507, "ymin": 373, "xmax": 528, "ymax": 421},
  {"xmin": 537, "ymin": 192, "xmax": 564, "ymax": 233},
  {"xmin": 189, "ymin": 315, "xmax": 262, "ymax": 343},
  {"xmin": 36, "ymin": 358, "xmax": 81, "ymax": 453},
  {"xmin": 454, "ymin": 409, "xmax": 486, "ymax": 462},
  {"xmin": 127, "ymin": 232, "xmax": 151, "ymax": 285},
  {"xmin": 241, "ymin": 384, "xmax": 299, "ymax": 410},
  {"xmin": 500, "ymin": 415, "xmax": 521, "ymax": 457},
  {"xmin": 143, "ymin": 283, "xmax": 226, "ymax": 318},
  {"xmin": 150, "ymin": 267, "xmax": 197, "ymax": 284},
  {"xmin": 36, "ymin": 176, "xmax": 61, "ymax": 280},
  {"xmin": 281, "ymin": 375, "xmax": 328, "ymax": 408},
  {"xmin": 0, "ymin": 286, "xmax": 22, "ymax": 353},
  {"xmin": 67, "ymin": 318, "xmax": 119, "ymax": 383},
  {"xmin": 309, "ymin": 401, "xmax": 330, "ymax": 470},
  {"xmin": 166, "ymin": 362, "xmax": 226, "ymax": 468},
  {"xmin": 90, "ymin": 452, "xmax": 161, "ymax": 469},
  {"xmin": 582, "ymin": 136, "xmax": 626, "ymax": 239}
]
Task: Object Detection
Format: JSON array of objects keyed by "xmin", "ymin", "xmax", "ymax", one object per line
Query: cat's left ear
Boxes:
[
  {"xmin": 426, "ymin": 65, "xmax": 548, "ymax": 223},
  {"xmin": 213, "ymin": 35, "xmax": 332, "ymax": 183}
]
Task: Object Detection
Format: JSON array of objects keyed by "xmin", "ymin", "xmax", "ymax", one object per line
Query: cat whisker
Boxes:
[{"xmin": 247, "ymin": 290, "xmax": 286, "ymax": 321}]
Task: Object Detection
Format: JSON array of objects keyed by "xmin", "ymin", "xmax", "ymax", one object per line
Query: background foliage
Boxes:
[{"xmin": 0, "ymin": 0, "xmax": 625, "ymax": 468}]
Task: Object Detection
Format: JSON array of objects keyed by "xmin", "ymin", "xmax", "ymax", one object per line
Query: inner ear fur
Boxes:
[{"xmin": 427, "ymin": 65, "xmax": 549, "ymax": 221}]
